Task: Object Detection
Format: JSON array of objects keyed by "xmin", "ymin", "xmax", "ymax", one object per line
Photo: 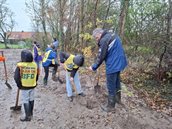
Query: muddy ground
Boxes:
[{"xmin": 0, "ymin": 49, "xmax": 172, "ymax": 129}]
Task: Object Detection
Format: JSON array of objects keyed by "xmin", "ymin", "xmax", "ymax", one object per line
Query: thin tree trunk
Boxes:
[
  {"xmin": 103, "ymin": 0, "xmax": 111, "ymax": 29},
  {"xmin": 59, "ymin": 0, "xmax": 64, "ymax": 50},
  {"xmin": 167, "ymin": 0, "xmax": 172, "ymax": 41},
  {"xmin": 118, "ymin": 0, "xmax": 130, "ymax": 39},
  {"xmin": 80, "ymin": 0, "xmax": 84, "ymax": 47},
  {"xmin": 93, "ymin": 0, "xmax": 99, "ymax": 28}
]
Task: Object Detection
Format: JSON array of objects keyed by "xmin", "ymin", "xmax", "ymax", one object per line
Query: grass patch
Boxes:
[{"xmin": 0, "ymin": 43, "xmax": 29, "ymax": 49}]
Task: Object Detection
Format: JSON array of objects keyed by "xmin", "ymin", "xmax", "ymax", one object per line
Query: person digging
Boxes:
[
  {"xmin": 89, "ymin": 28, "xmax": 128, "ymax": 112},
  {"xmin": 59, "ymin": 51, "xmax": 86, "ymax": 102},
  {"xmin": 14, "ymin": 50, "xmax": 39, "ymax": 121}
]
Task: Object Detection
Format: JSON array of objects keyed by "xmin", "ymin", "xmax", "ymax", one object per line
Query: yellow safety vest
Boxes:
[
  {"xmin": 37, "ymin": 48, "xmax": 42, "ymax": 56},
  {"xmin": 42, "ymin": 50, "xmax": 55, "ymax": 64},
  {"xmin": 33, "ymin": 46, "xmax": 42, "ymax": 56},
  {"xmin": 64, "ymin": 54, "xmax": 79, "ymax": 70},
  {"xmin": 17, "ymin": 62, "xmax": 37, "ymax": 87}
]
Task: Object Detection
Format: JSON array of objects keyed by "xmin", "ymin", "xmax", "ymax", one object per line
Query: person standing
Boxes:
[
  {"xmin": 89, "ymin": 28, "xmax": 128, "ymax": 112},
  {"xmin": 33, "ymin": 41, "xmax": 42, "ymax": 76},
  {"xmin": 59, "ymin": 51, "xmax": 85, "ymax": 102},
  {"xmin": 42, "ymin": 44, "xmax": 59, "ymax": 86},
  {"xmin": 14, "ymin": 50, "xmax": 38, "ymax": 121}
]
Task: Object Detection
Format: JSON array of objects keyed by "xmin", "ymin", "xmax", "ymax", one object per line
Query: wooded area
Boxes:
[{"xmin": 0, "ymin": 0, "xmax": 172, "ymax": 115}]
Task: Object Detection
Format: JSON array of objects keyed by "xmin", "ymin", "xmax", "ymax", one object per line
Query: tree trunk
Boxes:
[
  {"xmin": 59, "ymin": 0, "xmax": 64, "ymax": 51},
  {"xmin": 93, "ymin": 0, "xmax": 99, "ymax": 28},
  {"xmin": 80, "ymin": 0, "xmax": 84, "ymax": 47},
  {"xmin": 103, "ymin": 0, "xmax": 111, "ymax": 29},
  {"xmin": 167, "ymin": 0, "xmax": 172, "ymax": 41},
  {"xmin": 40, "ymin": 0, "xmax": 48, "ymax": 48},
  {"xmin": 118, "ymin": 0, "xmax": 130, "ymax": 39}
]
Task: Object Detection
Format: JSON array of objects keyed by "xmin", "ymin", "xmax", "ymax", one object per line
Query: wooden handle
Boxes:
[
  {"xmin": 15, "ymin": 89, "xmax": 20, "ymax": 106},
  {"xmin": 1, "ymin": 51, "xmax": 8, "ymax": 80}
]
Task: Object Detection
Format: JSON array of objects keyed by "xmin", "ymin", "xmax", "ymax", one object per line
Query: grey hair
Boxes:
[{"xmin": 92, "ymin": 28, "xmax": 104, "ymax": 38}]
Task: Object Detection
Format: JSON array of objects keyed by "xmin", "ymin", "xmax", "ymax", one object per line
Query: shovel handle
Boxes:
[
  {"xmin": 1, "ymin": 51, "xmax": 8, "ymax": 79},
  {"xmin": 15, "ymin": 89, "xmax": 20, "ymax": 106},
  {"xmin": 96, "ymin": 70, "xmax": 100, "ymax": 85}
]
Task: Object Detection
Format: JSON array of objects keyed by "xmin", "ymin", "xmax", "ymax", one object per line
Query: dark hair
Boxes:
[
  {"xmin": 53, "ymin": 38, "xmax": 57, "ymax": 41},
  {"xmin": 73, "ymin": 55, "xmax": 84, "ymax": 67}
]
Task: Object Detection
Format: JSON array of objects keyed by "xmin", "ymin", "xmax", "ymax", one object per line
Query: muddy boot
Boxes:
[
  {"xmin": 29, "ymin": 101, "xmax": 34, "ymax": 118},
  {"xmin": 68, "ymin": 96, "xmax": 73, "ymax": 102},
  {"xmin": 78, "ymin": 92, "xmax": 86, "ymax": 97},
  {"xmin": 43, "ymin": 78, "xmax": 47, "ymax": 86},
  {"xmin": 52, "ymin": 70, "xmax": 58, "ymax": 82},
  {"xmin": 101, "ymin": 95, "xmax": 116, "ymax": 112},
  {"xmin": 20, "ymin": 103, "xmax": 31, "ymax": 122},
  {"xmin": 115, "ymin": 91, "xmax": 122, "ymax": 104}
]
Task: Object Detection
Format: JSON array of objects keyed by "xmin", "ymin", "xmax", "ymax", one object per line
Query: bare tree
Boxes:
[
  {"xmin": 26, "ymin": 0, "xmax": 50, "ymax": 48},
  {"xmin": 0, "ymin": 0, "xmax": 15, "ymax": 48}
]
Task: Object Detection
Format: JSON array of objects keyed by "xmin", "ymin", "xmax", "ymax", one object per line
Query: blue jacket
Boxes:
[
  {"xmin": 42, "ymin": 47, "xmax": 57, "ymax": 67},
  {"xmin": 92, "ymin": 31, "xmax": 127, "ymax": 74}
]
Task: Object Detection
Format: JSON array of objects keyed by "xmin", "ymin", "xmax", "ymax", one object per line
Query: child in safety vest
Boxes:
[
  {"xmin": 33, "ymin": 41, "xmax": 42, "ymax": 75},
  {"xmin": 59, "ymin": 51, "xmax": 85, "ymax": 102},
  {"xmin": 42, "ymin": 44, "xmax": 59, "ymax": 86},
  {"xmin": 14, "ymin": 50, "xmax": 38, "ymax": 122}
]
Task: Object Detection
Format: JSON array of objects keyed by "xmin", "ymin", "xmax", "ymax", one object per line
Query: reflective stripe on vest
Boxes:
[
  {"xmin": 17, "ymin": 62, "xmax": 37, "ymax": 87},
  {"xmin": 42, "ymin": 50, "xmax": 55, "ymax": 64},
  {"xmin": 64, "ymin": 54, "xmax": 79, "ymax": 70},
  {"xmin": 35, "ymin": 47, "xmax": 42, "ymax": 56},
  {"xmin": 33, "ymin": 46, "xmax": 42, "ymax": 56}
]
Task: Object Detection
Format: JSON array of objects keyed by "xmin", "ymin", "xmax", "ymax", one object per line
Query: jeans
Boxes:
[
  {"xmin": 106, "ymin": 72, "xmax": 121, "ymax": 96},
  {"xmin": 21, "ymin": 89, "xmax": 34, "ymax": 104},
  {"xmin": 66, "ymin": 71, "xmax": 82, "ymax": 97},
  {"xmin": 43, "ymin": 63, "xmax": 58, "ymax": 80}
]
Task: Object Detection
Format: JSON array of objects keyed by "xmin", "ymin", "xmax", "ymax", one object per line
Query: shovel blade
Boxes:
[
  {"xmin": 5, "ymin": 81, "xmax": 12, "ymax": 89},
  {"xmin": 10, "ymin": 105, "xmax": 22, "ymax": 111},
  {"xmin": 94, "ymin": 85, "xmax": 101, "ymax": 93}
]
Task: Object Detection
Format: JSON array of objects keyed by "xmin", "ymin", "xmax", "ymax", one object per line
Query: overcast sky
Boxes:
[{"xmin": 7, "ymin": 0, "xmax": 32, "ymax": 32}]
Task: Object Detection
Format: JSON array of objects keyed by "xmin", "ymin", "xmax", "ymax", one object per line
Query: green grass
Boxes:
[{"xmin": 0, "ymin": 43, "xmax": 29, "ymax": 49}]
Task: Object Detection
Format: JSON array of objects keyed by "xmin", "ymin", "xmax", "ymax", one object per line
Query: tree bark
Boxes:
[
  {"xmin": 118, "ymin": 0, "xmax": 130, "ymax": 39},
  {"xmin": 167, "ymin": 0, "xmax": 172, "ymax": 41}
]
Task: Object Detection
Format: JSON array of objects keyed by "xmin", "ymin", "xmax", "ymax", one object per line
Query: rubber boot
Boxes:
[
  {"xmin": 115, "ymin": 91, "xmax": 122, "ymax": 104},
  {"xmin": 52, "ymin": 71, "xmax": 58, "ymax": 82},
  {"xmin": 29, "ymin": 101, "xmax": 34, "ymax": 118},
  {"xmin": 20, "ymin": 103, "xmax": 31, "ymax": 122},
  {"xmin": 43, "ymin": 78, "xmax": 47, "ymax": 86},
  {"xmin": 101, "ymin": 95, "xmax": 116, "ymax": 112}
]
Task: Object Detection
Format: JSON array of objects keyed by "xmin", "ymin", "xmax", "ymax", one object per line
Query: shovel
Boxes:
[
  {"xmin": 0, "ymin": 51, "xmax": 12, "ymax": 89},
  {"xmin": 10, "ymin": 88, "xmax": 22, "ymax": 111},
  {"xmin": 94, "ymin": 70, "xmax": 101, "ymax": 93}
]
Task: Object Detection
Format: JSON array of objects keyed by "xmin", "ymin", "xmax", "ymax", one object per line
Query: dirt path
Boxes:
[{"xmin": 0, "ymin": 49, "xmax": 172, "ymax": 129}]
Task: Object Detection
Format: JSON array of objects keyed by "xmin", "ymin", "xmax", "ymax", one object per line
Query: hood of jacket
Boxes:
[{"xmin": 21, "ymin": 50, "xmax": 33, "ymax": 62}]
